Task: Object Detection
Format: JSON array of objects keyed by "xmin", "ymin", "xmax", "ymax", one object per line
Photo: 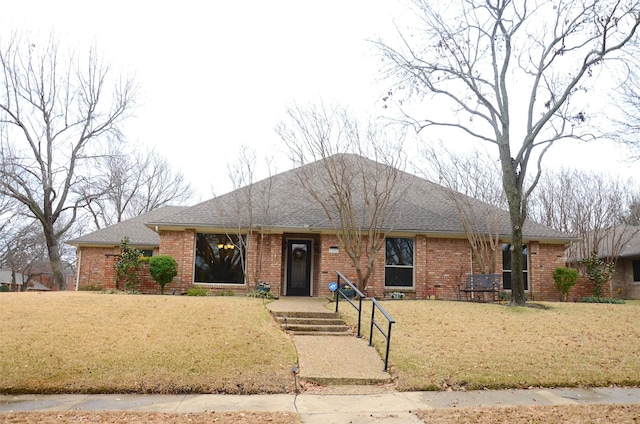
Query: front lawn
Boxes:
[
  {"xmin": 339, "ymin": 299, "xmax": 640, "ymax": 391},
  {"xmin": 0, "ymin": 293, "xmax": 297, "ymax": 394}
]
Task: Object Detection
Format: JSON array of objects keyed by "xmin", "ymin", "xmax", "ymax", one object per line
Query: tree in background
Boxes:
[
  {"xmin": 75, "ymin": 143, "xmax": 194, "ymax": 231},
  {"xmin": 377, "ymin": 0, "xmax": 640, "ymax": 305},
  {"xmin": 529, "ymin": 169, "xmax": 639, "ymax": 265},
  {"xmin": 226, "ymin": 146, "xmax": 274, "ymax": 288},
  {"xmin": 420, "ymin": 143, "xmax": 505, "ymax": 275},
  {"xmin": 0, "ymin": 33, "xmax": 137, "ymax": 290},
  {"xmin": 277, "ymin": 103, "xmax": 408, "ymax": 291}
]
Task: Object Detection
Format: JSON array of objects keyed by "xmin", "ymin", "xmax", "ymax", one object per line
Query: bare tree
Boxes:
[
  {"xmin": 377, "ymin": 0, "xmax": 640, "ymax": 305},
  {"xmin": 0, "ymin": 33, "xmax": 137, "ymax": 289},
  {"xmin": 226, "ymin": 146, "xmax": 274, "ymax": 288},
  {"xmin": 277, "ymin": 103, "xmax": 408, "ymax": 291},
  {"xmin": 420, "ymin": 143, "xmax": 505, "ymax": 274},
  {"xmin": 529, "ymin": 169, "xmax": 639, "ymax": 264},
  {"xmin": 76, "ymin": 144, "xmax": 194, "ymax": 230}
]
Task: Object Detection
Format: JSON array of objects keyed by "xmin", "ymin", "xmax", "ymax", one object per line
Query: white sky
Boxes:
[{"xmin": 1, "ymin": 1, "xmax": 636, "ymax": 201}]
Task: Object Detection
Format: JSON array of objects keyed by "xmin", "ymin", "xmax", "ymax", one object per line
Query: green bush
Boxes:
[
  {"xmin": 148, "ymin": 255, "xmax": 178, "ymax": 295},
  {"xmin": 580, "ymin": 296, "xmax": 625, "ymax": 304},
  {"xmin": 186, "ymin": 286, "xmax": 210, "ymax": 296},
  {"xmin": 247, "ymin": 289, "xmax": 275, "ymax": 299},
  {"xmin": 78, "ymin": 284, "xmax": 104, "ymax": 292},
  {"xmin": 580, "ymin": 251, "xmax": 615, "ymax": 298},
  {"xmin": 115, "ymin": 237, "xmax": 142, "ymax": 293},
  {"xmin": 552, "ymin": 267, "xmax": 579, "ymax": 301}
]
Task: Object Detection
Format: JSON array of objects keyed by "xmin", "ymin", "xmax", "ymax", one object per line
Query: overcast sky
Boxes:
[{"xmin": 1, "ymin": 1, "xmax": 636, "ymax": 201}]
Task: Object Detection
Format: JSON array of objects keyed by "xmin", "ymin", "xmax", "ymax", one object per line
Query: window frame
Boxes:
[
  {"xmin": 633, "ymin": 259, "xmax": 640, "ymax": 283},
  {"xmin": 502, "ymin": 243, "xmax": 529, "ymax": 291},
  {"xmin": 384, "ymin": 237, "xmax": 415, "ymax": 289},
  {"xmin": 193, "ymin": 233, "xmax": 246, "ymax": 285}
]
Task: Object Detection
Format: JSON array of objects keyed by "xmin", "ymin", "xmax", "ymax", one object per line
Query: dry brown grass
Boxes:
[
  {"xmin": 414, "ymin": 404, "xmax": 640, "ymax": 423},
  {"xmin": 341, "ymin": 300, "xmax": 640, "ymax": 391},
  {"xmin": 0, "ymin": 292, "xmax": 297, "ymax": 394},
  {"xmin": 2, "ymin": 405, "xmax": 639, "ymax": 423}
]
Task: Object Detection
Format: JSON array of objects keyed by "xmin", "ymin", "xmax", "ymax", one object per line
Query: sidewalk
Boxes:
[{"xmin": 2, "ymin": 388, "xmax": 640, "ymax": 423}]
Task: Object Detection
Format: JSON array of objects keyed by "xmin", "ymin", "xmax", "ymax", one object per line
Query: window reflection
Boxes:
[{"xmin": 195, "ymin": 233, "xmax": 245, "ymax": 284}]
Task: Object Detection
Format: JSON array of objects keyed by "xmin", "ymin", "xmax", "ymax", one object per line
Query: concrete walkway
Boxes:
[
  {"xmin": 2, "ymin": 388, "xmax": 640, "ymax": 423},
  {"xmin": 267, "ymin": 297, "xmax": 392, "ymax": 386}
]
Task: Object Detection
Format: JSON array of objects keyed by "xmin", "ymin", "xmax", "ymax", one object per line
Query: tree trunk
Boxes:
[
  {"xmin": 43, "ymin": 225, "xmax": 66, "ymax": 291},
  {"xmin": 500, "ymin": 146, "xmax": 526, "ymax": 306}
]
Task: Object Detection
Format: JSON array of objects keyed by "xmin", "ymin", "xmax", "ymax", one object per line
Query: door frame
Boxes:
[{"xmin": 285, "ymin": 239, "xmax": 313, "ymax": 296}]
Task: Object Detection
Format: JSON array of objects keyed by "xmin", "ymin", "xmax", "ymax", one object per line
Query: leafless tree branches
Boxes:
[
  {"xmin": 0, "ymin": 32, "xmax": 137, "ymax": 289},
  {"xmin": 277, "ymin": 103, "xmax": 409, "ymax": 290},
  {"xmin": 376, "ymin": 0, "xmax": 640, "ymax": 304}
]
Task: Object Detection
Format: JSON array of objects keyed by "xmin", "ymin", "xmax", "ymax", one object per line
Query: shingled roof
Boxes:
[
  {"xmin": 67, "ymin": 206, "xmax": 188, "ymax": 247},
  {"xmin": 146, "ymin": 154, "xmax": 571, "ymax": 243}
]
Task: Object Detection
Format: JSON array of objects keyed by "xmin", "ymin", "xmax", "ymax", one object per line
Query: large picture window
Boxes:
[
  {"xmin": 194, "ymin": 233, "xmax": 245, "ymax": 284},
  {"xmin": 385, "ymin": 238, "xmax": 414, "ymax": 287},
  {"xmin": 502, "ymin": 243, "xmax": 528, "ymax": 291}
]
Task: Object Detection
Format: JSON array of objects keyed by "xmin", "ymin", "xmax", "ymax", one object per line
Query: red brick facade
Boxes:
[{"xmin": 75, "ymin": 230, "xmax": 604, "ymax": 301}]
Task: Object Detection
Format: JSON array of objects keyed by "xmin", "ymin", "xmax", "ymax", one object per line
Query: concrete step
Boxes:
[
  {"xmin": 276, "ymin": 316, "xmax": 345, "ymax": 326},
  {"xmin": 282, "ymin": 323, "xmax": 350, "ymax": 333},
  {"xmin": 271, "ymin": 310, "xmax": 352, "ymax": 336},
  {"xmin": 292, "ymin": 331, "xmax": 353, "ymax": 336},
  {"xmin": 271, "ymin": 310, "xmax": 340, "ymax": 319}
]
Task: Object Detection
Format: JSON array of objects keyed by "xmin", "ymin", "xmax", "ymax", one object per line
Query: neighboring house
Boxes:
[
  {"xmin": 70, "ymin": 154, "xmax": 580, "ymax": 301},
  {"xmin": 0, "ymin": 269, "xmax": 24, "ymax": 291},
  {"xmin": 67, "ymin": 206, "xmax": 188, "ymax": 291},
  {"xmin": 567, "ymin": 224, "xmax": 640, "ymax": 300},
  {"xmin": 0, "ymin": 264, "xmax": 72, "ymax": 291},
  {"xmin": 597, "ymin": 225, "xmax": 640, "ymax": 300}
]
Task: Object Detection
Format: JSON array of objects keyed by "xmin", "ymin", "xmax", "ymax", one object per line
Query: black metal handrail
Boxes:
[
  {"xmin": 334, "ymin": 271, "xmax": 365, "ymax": 337},
  {"xmin": 369, "ymin": 297, "xmax": 395, "ymax": 372},
  {"xmin": 334, "ymin": 271, "xmax": 396, "ymax": 372}
]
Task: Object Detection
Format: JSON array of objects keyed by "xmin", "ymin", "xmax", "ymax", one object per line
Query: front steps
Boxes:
[{"xmin": 271, "ymin": 310, "xmax": 352, "ymax": 336}]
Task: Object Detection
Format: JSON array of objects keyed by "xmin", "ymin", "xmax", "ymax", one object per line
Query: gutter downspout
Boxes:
[{"xmin": 75, "ymin": 249, "xmax": 82, "ymax": 291}]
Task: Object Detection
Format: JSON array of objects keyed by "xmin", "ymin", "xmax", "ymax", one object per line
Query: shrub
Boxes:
[
  {"xmin": 499, "ymin": 291, "xmax": 511, "ymax": 302},
  {"xmin": 580, "ymin": 251, "xmax": 615, "ymax": 298},
  {"xmin": 216, "ymin": 290, "xmax": 236, "ymax": 296},
  {"xmin": 148, "ymin": 255, "xmax": 178, "ymax": 295},
  {"xmin": 247, "ymin": 289, "xmax": 275, "ymax": 299},
  {"xmin": 186, "ymin": 286, "xmax": 210, "ymax": 296},
  {"xmin": 552, "ymin": 267, "xmax": 579, "ymax": 301},
  {"xmin": 115, "ymin": 237, "xmax": 142, "ymax": 293},
  {"xmin": 78, "ymin": 284, "xmax": 104, "ymax": 292},
  {"xmin": 580, "ymin": 296, "xmax": 625, "ymax": 304}
]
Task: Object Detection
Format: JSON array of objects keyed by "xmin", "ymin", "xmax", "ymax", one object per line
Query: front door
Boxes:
[{"xmin": 286, "ymin": 240, "xmax": 312, "ymax": 296}]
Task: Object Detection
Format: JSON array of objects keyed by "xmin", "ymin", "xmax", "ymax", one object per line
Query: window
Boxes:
[
  {"xmin": 502, "ymin": 243, "xmax": 528, "ymax": 291},
  {"xmin": 385, "ymin": 238, "xmax": 414, "ymax": 287},
  {"xmin": 633, "ymin": 260, "xmax": 640, "ymax": 283},
  {"xmin": 194, "ymin": 233, "xmax": 245, "ymax": 284},
  {"xmin": 140, "ymin": 249, "xmax": 153, "ymax": 258}
]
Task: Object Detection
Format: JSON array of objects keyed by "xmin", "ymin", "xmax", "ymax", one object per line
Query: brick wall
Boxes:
[
  {"xmin": 612, "ymin": 258, "xmax": 640, "ymax": 299},
  {"xmin": 77, "ymin": 231, "xmax": 594, "ymax": 301}
]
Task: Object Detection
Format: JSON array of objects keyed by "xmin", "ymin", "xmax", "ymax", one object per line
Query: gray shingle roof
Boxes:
[
  {"xmin": 67, "ymin": 206, "xmax": 188, "ymax": 247},
  {"xmin": 147, "ymin": 154, "xmax": 571, "ymax": 242}
]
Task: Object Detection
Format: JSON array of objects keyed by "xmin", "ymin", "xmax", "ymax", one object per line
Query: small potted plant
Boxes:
[
  {"xmin": 340, "ymin": 284, "xmax": 355, "ymax": 298},
  {"xmin": 256, "ymin": 282, "xmax": 271, "ymax": 293}
]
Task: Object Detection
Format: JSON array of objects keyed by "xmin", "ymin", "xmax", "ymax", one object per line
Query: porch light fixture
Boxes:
[{"xmin": 329, "ymin": 246, "xmax": 339, "ymax": 254}]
